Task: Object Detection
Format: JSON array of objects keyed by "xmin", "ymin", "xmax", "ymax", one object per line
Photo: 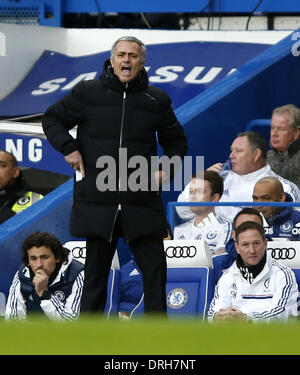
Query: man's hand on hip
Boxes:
[{"xmin": 65, "ymin": 150, "xmax": 85, "ymax": 178}]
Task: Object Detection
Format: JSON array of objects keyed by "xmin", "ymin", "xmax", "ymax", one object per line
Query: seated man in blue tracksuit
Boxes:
[
  {"xmin": 252, "ymin": 177, "xmax": 300, "ymax": 240},
  {"xmin": 6, "ymin": 231, "xmax": 84, "ymax": 320},
  {"xmin": 119, "ymin": 258, "xmax": 143, "ymax": 318},
  {"xmin": 119, "ymin": 224, "xmax": 172, "ymax": 319}
]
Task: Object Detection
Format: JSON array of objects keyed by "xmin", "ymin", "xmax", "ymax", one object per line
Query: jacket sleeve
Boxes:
[
  {"xmin": 215, "ymin": 219, "xmax": 233, "ymax": 252},
  {"xmin": 40, "ymin": 270, "xmax": 84, "ymax": 321},
  {"xmin": 207, "ymin": 271, "xmax": 233, "ymax": 321},
  {"xmin": 248, "ymin": 266, "xmax": 299, "ymax": 322},
  {"xmin": 42, "ymin": 81, "xmax": 85, "ymax": 156},
  {"xmin": 5, "ymin": 272, "xmax": 27, "ymax": 320}
]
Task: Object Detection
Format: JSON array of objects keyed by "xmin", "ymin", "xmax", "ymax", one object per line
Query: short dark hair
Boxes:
[
  {"xmin": 237, "ymin": 131, "xmax": 268, "ymax": 160},
  {"xmin": 22, "ymin": 232, "xmax": 69, "ymax": 265},
  {"xmin": 192, "ymin": 170, "xmax": 223, "ymax": 197},
  {"xmin": 233, "ymin": 207, "xmax": 263, "ymax": 230},
  {"xmin": 0, "ymin": 149, "xmax": 18, "ymax": 168},
  {"xmin": 235, "ymin": 221, "xmax": 266, "ymax": 243}
]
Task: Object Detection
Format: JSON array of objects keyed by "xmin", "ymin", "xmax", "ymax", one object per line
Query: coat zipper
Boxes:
[
  {"xmin": 109, "ymin": 85, "xmax": 127, "ymax": 242},
  {"xmin": 119, "ymin": 89, "xmax": 127, "ymax": 149}
]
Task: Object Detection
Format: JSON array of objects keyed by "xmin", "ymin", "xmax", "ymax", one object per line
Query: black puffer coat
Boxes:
[{"xmin": 43, "ymin": 60, "xmax": 188, "ymax": 242}]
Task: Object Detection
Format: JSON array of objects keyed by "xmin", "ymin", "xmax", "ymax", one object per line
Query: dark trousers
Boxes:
[{"xmin": 80, "ymin": 213, "xmax": 167, "ymax": 315}]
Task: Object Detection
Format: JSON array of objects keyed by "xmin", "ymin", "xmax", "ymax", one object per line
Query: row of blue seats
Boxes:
[{"xmin": 74, "ymin": 239, "xmax": 300, "ymax": 320}]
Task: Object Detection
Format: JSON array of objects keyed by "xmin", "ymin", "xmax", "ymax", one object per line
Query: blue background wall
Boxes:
[
  {"xmin": 1, "ymin": 0, "xmax": 300, "ymax": 27},
  {"xmin": 178, "ymin": 29, "xmax": 300, "ymax": 166}
]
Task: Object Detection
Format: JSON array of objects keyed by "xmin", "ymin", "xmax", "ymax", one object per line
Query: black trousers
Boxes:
[{"xmin": 80, "ymin": 213, "xmax": 167, "ymax": 315}]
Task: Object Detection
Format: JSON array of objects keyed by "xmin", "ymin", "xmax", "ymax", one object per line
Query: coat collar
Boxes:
[
  {"xmin": 232, "ymin": 251, "xmax": 273, "ymax": 284},
  {"xmin": 267, "ymin": 192, "xmax": 293, "ymax": 226},
  {"xmin": 99, "ymin": 59, "xmax": 149, "ymax": 93},
  {"xmin": 229, "ymin": 164, "xmax": 270, "ymax": 182},
  {"xmin": 270, "ymin": 137, "xmax": 300, "ymax": 156}
]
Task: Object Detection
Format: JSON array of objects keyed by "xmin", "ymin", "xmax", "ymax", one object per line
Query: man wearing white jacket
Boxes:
[
  {"xmin": 207, "ymin": 221, "xmax": 298, "ymax": 322},
  {"xmin": 174, "ymin": 170, "xmax": 232, "ymax": 254},
  {"xmin": 177, "ymin": 131, "xmax": 300, "ymax": 221}
]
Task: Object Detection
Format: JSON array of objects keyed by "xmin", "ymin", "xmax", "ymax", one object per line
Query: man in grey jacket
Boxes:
[{"xmin": 267, "ymin": 104, "xmax": 300, "ymax": 189}]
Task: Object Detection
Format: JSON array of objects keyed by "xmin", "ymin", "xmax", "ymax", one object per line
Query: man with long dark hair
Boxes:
[{"xmin": 6, "ymin": 231, "xmax": 84, "ymax": 320}]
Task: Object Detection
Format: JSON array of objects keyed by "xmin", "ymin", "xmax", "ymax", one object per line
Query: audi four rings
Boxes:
[
  {"xmin": 268, "ymin": 247, "xmax": 296, "ymax": 260},
  {"xmin": 165, "ymin": 246, "xmax": 197, "ymax": 258},
  {"xmin": 72, "ymin": 246, "xmax": 86, "ymax": 259}
]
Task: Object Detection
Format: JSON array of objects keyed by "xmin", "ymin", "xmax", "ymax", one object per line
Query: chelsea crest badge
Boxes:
[{"xmin": 167, "ymin": 288, "xmax": 188, "ymax": 309}]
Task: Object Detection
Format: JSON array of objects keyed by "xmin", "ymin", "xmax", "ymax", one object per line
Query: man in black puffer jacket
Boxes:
[{"xmin": 42, "ymin": 36, "xmax": 188, "ymax": 316}]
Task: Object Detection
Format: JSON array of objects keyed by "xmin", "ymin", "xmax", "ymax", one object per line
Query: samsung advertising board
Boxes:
[{"xmin": 0, "ymin": 41, "xmax": 270, "ymax": 118}]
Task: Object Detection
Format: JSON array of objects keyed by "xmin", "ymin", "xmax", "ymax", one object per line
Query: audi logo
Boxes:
[
  {"xmin": 268, "ymin": 247, "xmax": 296, "ymax": 260},
  {"xmin": 72, "ymin": 246, "xmax": 86, "ymax": 259},
  {"xmin": 165, "ymin": 246, "xmax": 197, "ymax": 258}
]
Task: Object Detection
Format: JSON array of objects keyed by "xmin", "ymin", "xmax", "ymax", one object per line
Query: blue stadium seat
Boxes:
[
  {"xmin": 166, "ymin": 266, "xmax": 215, "ymax": 319},
  {"xmin": 64, "ymin": 241, "xmax": 120, "ymax": 318},
  {"xmin": 131, "ymin": 266, "xmax": 215, "ymax": 319},
  {"xmin": 267, "ymin": 241, "xmax": 300, "ymax": 314},
  {"xmin": 129, "ymin": 240, "xmax": 215, "ymax": 319},
  {"xmin": 245, "ymin": 118, "xmax": 270, "ymax": 144}
]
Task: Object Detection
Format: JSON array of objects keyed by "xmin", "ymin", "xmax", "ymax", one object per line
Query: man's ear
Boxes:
[
  {"xmin": 13, "ymin": 167, "xmax": 20, "ymax": 179},
  {"xmin": 235, "ymin": 241, "xmax": 240, "ymax": 255},
  {"xmin": 110, "ymin": 57, "xmax": 114, "ymax": 69},
  {"xmin": 211, "ymin": 193, "xmax": 221, "ymax": 202},
  {"xmin": 293, "ymin": 129, "xmax": 300, "ymax": 142},
  {"xmin": 253, "ymin": 148, "xmax": 262, "ymax": 162},
  {"xmin": 280, "ymin": 193, "xmax": 286, "ymax": 202}
]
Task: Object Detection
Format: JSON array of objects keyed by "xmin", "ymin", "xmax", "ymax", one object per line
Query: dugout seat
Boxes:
[
  {"xmin": 63, "ymin": 240, "xmax": 120, "ymax": 269},
  {"xmin": 130, "ymin": 267, "xmax": 214, "ymax": 319},
  {"xmin": 63, "ymin": 241, "xmax": 120, "ymax": 318},
  {"xmin": 267, "ymin": 241, "xmax": 300, "ymax": 270},
  {"xmin": 130, "ymin": 240, "xmax": 215, "ymax": 319},
  {"xmin": 267, "ymin": 241, "xmax": 300, "ymax": 313}
]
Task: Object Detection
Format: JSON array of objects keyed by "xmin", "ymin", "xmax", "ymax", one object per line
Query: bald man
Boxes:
[{"xmin": 252, "ymin": 177, "xmax": 300, "ymax": 240}]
